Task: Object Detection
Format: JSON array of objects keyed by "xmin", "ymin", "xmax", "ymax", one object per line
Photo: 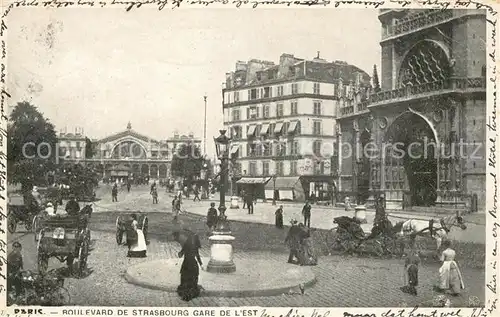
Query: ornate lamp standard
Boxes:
[
  {"xmin": 272, "ymin": 174, "xmax": 277, "ymax": 206},
  {"xmin": 206, "ymin": 130, "xmax": 236, "ymax": 273}
]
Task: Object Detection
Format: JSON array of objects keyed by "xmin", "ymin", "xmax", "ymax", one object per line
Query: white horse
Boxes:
[{"xmin": 398, "ymin": 211, "xmax": 467, "ymax": 254}]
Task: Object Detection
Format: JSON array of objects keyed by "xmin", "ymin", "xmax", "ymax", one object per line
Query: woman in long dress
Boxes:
[
  {"xmin": 174, "ymin": 230, "xmax": 203, "ymax": 301},
  {"xmin": 436, "ymin": 240, "xmax": 464, "ymax": 295},
  {"xmin": 127, "ymin": 214, "xmax": 147, "ymax": 258},
  {"xmin": 297, "ymin": 224, "xmax": 318, "ymax": 266}
]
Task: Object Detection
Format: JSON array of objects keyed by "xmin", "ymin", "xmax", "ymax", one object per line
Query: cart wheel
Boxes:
[
  {"xmin": 51, "ymin": 287, "xmax": 71, "ymax": 306},
  {"xmin": 25, "ymin": 214, "xmax": 34, "ymax": 231},
  {"xmin": 116, "ymin": 229, "xmax": 123, "ymax": 245},
  {"xmin": 78, "ymin": 240, "xmax": 89, "ymax": 278},
  {"xmin": 38, "ymin": 253, "xmax": 48, "ymax": 274},
  {"xmin": 7, "ymin": 213, "xmax": 17, "ymax": 234},
  {"xmin": 141, "ymin": 216, "xmax": 149, "ymax": 244}
]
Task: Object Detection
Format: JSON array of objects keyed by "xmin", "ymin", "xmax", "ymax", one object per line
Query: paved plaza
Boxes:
[{"xmin": 9, "ymin": 186, "xmax": 485, "ymax": 307}]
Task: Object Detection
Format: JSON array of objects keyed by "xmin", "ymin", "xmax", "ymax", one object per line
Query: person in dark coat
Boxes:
[
  {"xmin": 174, "ymin": 230, "xmax": 203, "ymax": 301},
  {"xmin": 112, "ymin": 183, "xmax": 118, "ymax": 202},
  {"xmin": 285, "ymin": 220, "xmax": 306, "ymax": 264},
  {"xmin": 65, "ymin": 195, "xmax": 80, "ymax": 215},
  {"xmin": 246, "ymin": 192, "xmax": 253, "ymax": 214},
  {"xmin": 206, "ymin": 203, "xmax": 218, "ymax": 232},
  {"xmin": 374, "ymin": 194, "xmax": 386, "ymax": 225},
  {"xmin": 401, "ymin": 252, "xmax": 420, "ymax": 296},
  {"xmin": 7, "ymin": 242, "xmax": 23, "ymax": 296},
  {"xmin": 275, "ymin": 205, "xmax": 284, "ymax": 229},
  {"xmin": 127, "ymin": 182, "xmax": 131, "ymax": 193},
  {"xmin": 302, "ymin": 201, "xmax": 312, "ymax": 228}
]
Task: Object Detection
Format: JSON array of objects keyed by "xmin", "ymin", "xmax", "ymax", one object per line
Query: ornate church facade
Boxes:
[{"xmin": 336, "ymin": 9, "xmax": 487, "ymax": 211}]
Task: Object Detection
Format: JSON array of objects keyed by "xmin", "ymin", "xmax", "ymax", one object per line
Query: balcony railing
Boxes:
[
  {"xmin": 338, "ymin": 77, "xmax": 486, "ymax": 118},
  {"xmin": 382, "ymin": 10, "xmax": 457, "ymax": 40}
]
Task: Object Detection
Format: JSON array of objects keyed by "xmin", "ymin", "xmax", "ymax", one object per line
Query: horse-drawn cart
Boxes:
[
  {"xmin": 115, "ymin": 212, "xmax": 149, "ymax": 245},
  {"xmin": 326, "ymin": 216, "xmax": 401, "ymax": 257},
  {"xmin": 36, "ymin": 213, "xmax": 91, "ymax": 277}
]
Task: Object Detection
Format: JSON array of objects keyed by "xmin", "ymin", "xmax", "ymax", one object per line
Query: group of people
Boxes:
[{"xmin": 285, "ymin": 219, "xmax": 318, "ymax": 266}]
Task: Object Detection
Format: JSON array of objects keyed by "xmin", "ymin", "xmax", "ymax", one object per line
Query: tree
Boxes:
[
  {"xmin": 170, "ymin": 143, "xmax": 204, "ymax": 184},
  {"xmin": 372, "ymin": 64, "xmax": 381, "ymax": 93},
  {"xmin": 85, "ymin": 137, "xmax": 95, "ymax": 159},
  {"xmin": 7, "ymin": 101, "xmax": 58, "ymax": 190}
]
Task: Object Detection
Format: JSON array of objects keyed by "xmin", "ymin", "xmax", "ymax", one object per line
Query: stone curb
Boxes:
[{"xmin": 124, "ymin": 259, "xmax": 317, "ymax": 297}]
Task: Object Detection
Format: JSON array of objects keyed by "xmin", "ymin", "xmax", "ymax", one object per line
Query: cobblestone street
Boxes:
[{"xmin": 9, "ymin": 186, "xmax": 485, "ymax": 307}]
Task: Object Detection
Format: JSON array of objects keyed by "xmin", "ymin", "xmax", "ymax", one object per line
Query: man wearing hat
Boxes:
[
  {"xmin": 7, "ymin": 242, "xmax": 23, "ymax": 295},
  {"xmin": 31, "ymin": 186, "xmax": 42, "ymax": 209},
  {"xmin": 65, "ymin": 195, "xmax": 80, "ymax": 215},
  {"xmin": 285, "ymin": 219, "xmax": 303, "ymax": 264}
]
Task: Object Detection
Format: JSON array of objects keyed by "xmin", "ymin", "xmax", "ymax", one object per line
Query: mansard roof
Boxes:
[{"xmin": 96, "ymin": 128, "xmax": 158, "ymax": 144}]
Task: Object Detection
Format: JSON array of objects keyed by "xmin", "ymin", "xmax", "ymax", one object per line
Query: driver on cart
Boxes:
[{"xmin": 65, "ymin": 195, "xmax": 80, "ymax": 215}]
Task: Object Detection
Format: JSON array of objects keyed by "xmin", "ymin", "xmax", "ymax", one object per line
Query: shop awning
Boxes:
[
  {"xmin": 265, "ymin": 176, "xmax": 301, "ymax": 190},
  {"xmin": 260, "ymin": 123, "xmax": 270, "ymax": 136},
  {"xmin": 230, "ymin": 145, "xmax": 239, "ymax": 155},
  {"xmin": 236, "ymin": 177, "xmax": 271, "ymax": 184},
  {"xmin": 274, "ymin": 122, "xmax": 284, "ymax": 134},
  {"xmin": 288, "ymin": 121, "xmax": 298, "ymax": 133},
  {"xmin": 247, "ymin": 125, "xmax": 256, "ymax": 137}
]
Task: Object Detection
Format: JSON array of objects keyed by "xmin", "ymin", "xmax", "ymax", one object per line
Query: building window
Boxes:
[
  {"xmin": 247, "ymin": 143, "xmax": 254, "ymax": 157},
  {"xmin": 234, "ymin": 91, "xmax": 239, "ymax": 102},
  {"xmin": 263, "ymin": 86, "xmax": 272, "ymax": 98},
  {"xmin": 313, "ymin": 82, "xmax": 320, "ymax": 94},
  {"xmin": 263, "ymin": 161, "xmax": 270, "ymax": 176},
  {"xmin": 314, "ymin": 161, "xmax": 324, "ymax": 175},
  {"xmin": 290, "ymin": 140, "xmax": 299, "ymax": 155},
  {"xmin": 263, "ymin": 142, "xmax": 272, "ymax": 156},
  {"xmin": 247, "ymin": 106, "xmax": 259, "ymax": 119},
  {"xmin": 269, "ymin": 123, "xmax": 275, "ymax": 137},
  {"xmin": 283, "ymin": 122, "xmax": 289, "ymax": 134},
  {"xmin": 290, "ymin": 101, "xmax": 298, "ymax": 115},
  {"xmin": 249, "ymin": 161, "xmax": 257, "ymax": 175},
  {"xmin": 290, "ymin": 161, "xmax": 297, "ymax": 175},
  {"xmin": 232, "ymin": 109, "xmax": 240, "ymax": 121},
  {"xmin": 276, "ymin": 142, "xmax": 287, "ymax": 156},
  {"xmin": 263, "ymin": 105, "xmax": 270, "ymax": 118},
  {"xmin": 313, "ymin": 140, "xmax": 322, "ymax": 156},
  {"xmin": 276, "ymin": 161, "xmax": 284, "ymax": 176},
  {"xmin": 276, "ymin": 103, "xmax": 284, "ymax": 118},
  {"xmin": 277, "ymin": 85, "xmax": 284, "ymax": 97},
  {"xmin": 254, "ymin": 143, "xmax": 262, "ymax": 156},
  {"xmin": 232, "ymin": 126, "xmax": 242, "ymax": 140},
  {"xmin": 313, "ymin": 101, "xmax": 322, "ymax": 115},
  {"xmin": 248, "ymin": 88, "xmax": 259, "ymax": 100},
  {"xmin": 291, "ymin": 83, "xmax": 298, "ymax": 95},
  {"xmin": 313, "ymin": 121, "xmax": 322, "ymax": 135}
]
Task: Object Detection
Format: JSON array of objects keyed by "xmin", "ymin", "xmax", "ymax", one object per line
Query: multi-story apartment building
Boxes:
[
  {"xmin": 336, "ymin": 9, "xmax": 487, "ymax": 211},
  {"xmin": 223, "ymin": 53, "xmax": 371, "ymax": 202}
]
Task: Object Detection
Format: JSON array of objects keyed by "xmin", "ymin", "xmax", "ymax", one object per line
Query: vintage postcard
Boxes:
[{"xmin": 0, "ymin": 1, "xmax": 498, "ymax": 316}]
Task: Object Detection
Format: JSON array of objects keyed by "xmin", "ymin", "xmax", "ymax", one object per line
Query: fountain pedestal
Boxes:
[
  {"xmin": 206, "ymin": 235, "xmax": 236, "ymax": 273},
  {"xmin": 354, "ymin": 205, "xmax": 367, "ymax": 223}
]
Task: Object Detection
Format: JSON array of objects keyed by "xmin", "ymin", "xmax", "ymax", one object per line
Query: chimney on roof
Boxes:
[{"xmin": 317, "ymin": 51, "xmax": 320, "ymax": 59}]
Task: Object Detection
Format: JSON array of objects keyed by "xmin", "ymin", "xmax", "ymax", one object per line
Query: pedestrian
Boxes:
[
  {"xmin": 246, "ymin": 192, "xmax": 253, "ymax": 214},
  {"xmin": 112, "ymin": 183, "xmax": 118, "ymax": 202},
  {"xmin": 206, "ymin": 202, "xmax": 218, "ymax": 233},
  {"xmin": 401, "ymin": 251, "xmax": 420, "ymax": 296},
  {"xmin": 374, "ymin": 194, "xmax": 386, "ymax": 225},
  {"xmin": 436, "ymin": 240, "xmax": 465, "ymax": 295},
  {"xmin": 45, "ymin": 202, "xmax": 55, "ymax": 216},
  {"xmin": 302, "ymin": 201, "xmax": 312, "ymax": 228},
  {"xmin": 127, "ymin": 182, "xmax": 131, "ymax": 193},
  {"xmin": 285, "ymin": 219, "xmax": 302, "ymax": 264},
  {"xmin": 7, "ymin": 241, "xmax": 23, "ymax": 296},
  {"xmin": 275, "ymin": 205, "xmax": 284, "ymax": 229},
  {"xmin": 241, "ymin": 190, "xmax": 247, "ymax": 209},
  {"xmin": 173, "ymin": 230, "xmax": 203, "ymax": 301},
  {"xmin": 344, "ymin": 196, "xmax": 351, "ymax": 211},
  {"xmin": 173, "ymin": 196, "xmax": 181, "ymax": 222},
  {"xmin": 65, "ymin": 195, "xmax": 80, "ymax": 215},
  {"xmin": 193, "ymin": 187, "xmax": 201, "ymax": 202}
]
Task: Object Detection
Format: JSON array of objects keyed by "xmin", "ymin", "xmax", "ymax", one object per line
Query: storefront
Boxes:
[
  {"xmin": 264, "ymin": 176, "xmax": 304, "ymax": 202},
  {"xmin": 235, "ymin": 177, "xmax": 271, "ymax": 200}
]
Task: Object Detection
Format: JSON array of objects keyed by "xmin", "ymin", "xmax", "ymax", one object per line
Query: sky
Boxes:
[{"xmin": 6, "ymin": 8, "xmax": 381, "ymax": 157}]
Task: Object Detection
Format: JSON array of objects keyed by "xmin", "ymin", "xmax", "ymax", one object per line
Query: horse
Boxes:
[
  {"xmin": 151, "ymin": 187, "xmax": 158, "ymax": 204},
  {"xmin": 398, "ymin": 210, "xmax": 467, "ymax": 254}
]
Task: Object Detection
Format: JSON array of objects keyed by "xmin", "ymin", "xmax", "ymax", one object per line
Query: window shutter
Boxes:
[
  {"xmin": 248, "ymin": 90, "xmax": 251, "ymax": 100},
  {"xmin": 247, "ymin": 108, "xmax": 250, "ymax": 119},
  {"xmin": 256, "ymin": 106, "xmax": 260, "ymax": 118}
]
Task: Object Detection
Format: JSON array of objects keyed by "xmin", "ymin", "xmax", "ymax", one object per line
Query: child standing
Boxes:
[{"xmin": 402, "ymin": 251, "xmax": 420, "ymax": 295}]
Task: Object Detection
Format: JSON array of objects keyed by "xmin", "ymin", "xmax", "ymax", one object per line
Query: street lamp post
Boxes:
[
  {"xmin": 272, "ymin": 175, "xmax": 277, "ymax": 206},
  {"xmin": 206, "ymin": 129, "xmax": 236, "ymax": 273}
]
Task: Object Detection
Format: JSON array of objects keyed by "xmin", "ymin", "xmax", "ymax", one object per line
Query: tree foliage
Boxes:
[
  {"xmin": 372, "ymin": 64, "xmax": 381, "ymax": 93},
  {"xmin": 170, "ymin": 143, "xmax": 204, "ymax": 182},
  {"xmin": 8, "ymin": 101, "xmax": 58, "ymax": 189}
]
